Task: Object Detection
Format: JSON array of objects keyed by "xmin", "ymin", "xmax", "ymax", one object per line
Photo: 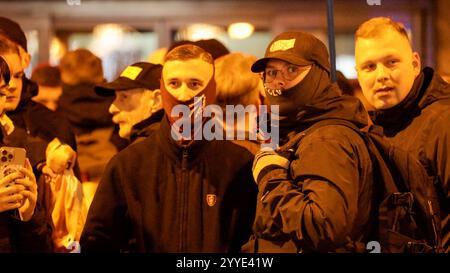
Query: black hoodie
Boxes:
[{"xmin": 371, "ymin": 67, "xmax": 450, "ymax": 252}]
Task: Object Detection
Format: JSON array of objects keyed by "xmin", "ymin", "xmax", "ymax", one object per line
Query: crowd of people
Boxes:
[{"xmin": 0, "ymin": 15, "xmax": 448, "ymax": 253}]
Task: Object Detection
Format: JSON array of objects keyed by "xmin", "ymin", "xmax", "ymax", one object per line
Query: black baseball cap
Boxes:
[
  {"xmin": 251, "ymin": 31, "xmax": 330, "ymax": 73},
  {"xmin": 0, "ymin": 17, "xmax": 28, "ymax": 52},
  {"xmin": 95, "ymin": 62, "xmax": 162, "ymax": 96}
]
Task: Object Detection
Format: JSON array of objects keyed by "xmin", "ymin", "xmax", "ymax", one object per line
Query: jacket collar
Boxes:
[
  {"xmin": 130, "ymin": 109, "xmax": 164, "ymax": 142},
  {"xmin": 370, "ymin": 67, "xmax": 450, "ymax": 135},
  {"xmin": 157, "ymin": 113, "xmax": 209, "ymax": 167}
]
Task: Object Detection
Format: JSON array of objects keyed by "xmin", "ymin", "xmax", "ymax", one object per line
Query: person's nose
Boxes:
[
  {"xmin": 109, "ymin": 102, "xmax": 119, "ymax": 115},
  {"xmin": 272, "ymin": 71, "xmax": 286, "ymax": 88},
  {"xmin": 375, "ymin": 65, "xmax": 389, "ymax": 83},
  {"xmin": 6, "ymin": 80, "xmax": 16, "ymax": 93},
  {"xmin": 177, "ymin": 85, "xmax": 196, "ymax": 102}
]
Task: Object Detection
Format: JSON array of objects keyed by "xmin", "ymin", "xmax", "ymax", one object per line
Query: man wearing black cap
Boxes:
[
  {"xmin": 81, "ymin": 44, "xmax": 256, "ymax": 253},
  {"xmin": 245, "ymin": 31, "xmax": 375, "ymax": 252},
  {"xmin": 95, "ymin": 62, "xmax": 164, "ymax": 143}
]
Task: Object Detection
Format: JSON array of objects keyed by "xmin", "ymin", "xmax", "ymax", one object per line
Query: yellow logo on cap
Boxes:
[
  {"xmin": 270, "ymin": 38, "xmax": 296, "ymax": 52},
  {"xmin": 120, "ymin": 66, "xmax": 142, "ymax": 80}
]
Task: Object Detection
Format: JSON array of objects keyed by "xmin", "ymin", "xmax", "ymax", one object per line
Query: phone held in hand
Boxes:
[{"xmin": 0, "ymin": 146, "xmax": 26, "ymax": 180}]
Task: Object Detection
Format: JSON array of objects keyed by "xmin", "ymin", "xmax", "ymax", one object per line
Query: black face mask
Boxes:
[{"xmin": 264, "ymin": 64, "xmax": 330, "ymax": 130}]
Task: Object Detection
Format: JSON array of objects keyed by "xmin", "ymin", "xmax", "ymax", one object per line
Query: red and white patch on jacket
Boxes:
[{"xmin": 206, "ymin": 194, "xmax": 217, "ymax": 207}]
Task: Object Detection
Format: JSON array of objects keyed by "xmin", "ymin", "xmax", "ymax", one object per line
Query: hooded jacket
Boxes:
[
  {"xmin": 80, "ymin": 115, "xmax": 257, "ymax": 252},
  {"xmin": 0, "ymin": 77, "xmax": 78, "ymax": 252},
  {"xmin": 247, "ymin": 64, "xmax": 375, "ymax": 252},
  {"xmin": 58, "ymin": 83, "xmax": 114, "ymax": 136},
  {"xmin": 5, "ymin": 77, "xmax": 77, "ymax": 167},
  {"xmin": 371, "ymin": 67, "xmax": 450, "ymax": 252}
]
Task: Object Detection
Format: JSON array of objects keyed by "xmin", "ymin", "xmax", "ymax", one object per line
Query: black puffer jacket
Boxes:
[
  {"xmin": 246, "ymin": 68, "xmax": 375, "ymax": 252},
  {"xmin": 80, "ymin": 115, "xmax": 257, "ymax": 252},
  {"xmin": 371, "ymin": 67, "xmax": 450, "ymax": 252}
]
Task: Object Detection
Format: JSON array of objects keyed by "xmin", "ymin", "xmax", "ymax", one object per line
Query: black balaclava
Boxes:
[{"xmin": 264, "ymin": 63, "xmax": 331, "ymax": 134}]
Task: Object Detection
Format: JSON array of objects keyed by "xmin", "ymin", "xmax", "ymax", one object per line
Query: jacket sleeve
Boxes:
[
  {"xmin": 80, "ymin": 155, "xmax": 131, "ymax": 252},
  {"xmin": 254, "ymin": 129, "xmax": 364, "ymax": 251},
  {"xmin": 425, "ymin": 116, "xmax": 450, "ymax": 252}
]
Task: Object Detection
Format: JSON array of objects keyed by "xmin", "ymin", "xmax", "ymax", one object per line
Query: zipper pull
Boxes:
[{"xmin": 182, "ymin": 148, "xmax": 188, "ymax": 170}]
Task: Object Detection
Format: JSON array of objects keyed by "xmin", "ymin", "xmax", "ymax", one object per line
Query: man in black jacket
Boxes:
[
  {"xmin": 81, "ymin": 44, "xmax": 257, "ymax": 252},
  {"xmin": 244, "ymin": 31, "xmax": 375, "ymax": 252},
  {"xmin": 95, "ymin": 62, "xmax": 164, "ymax": 144},
  {"xmin": 355, "ymin": 17, "xmax": 450, "ymax": 252}
]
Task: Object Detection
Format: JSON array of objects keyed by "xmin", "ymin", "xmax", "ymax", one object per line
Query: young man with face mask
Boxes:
[
  {"xmin": 81, "ymin": 45, "xmax": 257, "ymax": 252},
  {"xmin": 355, "ymin": 17, "xmax": 450, "ymax": 252},
  {"xmin": 245, "ymin": 31, "xmax": 375, "ymax": 252}
]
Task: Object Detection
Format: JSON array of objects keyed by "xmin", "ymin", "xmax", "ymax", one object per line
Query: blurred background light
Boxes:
[{"xmin": 227, "ymin": 22, "xmax": 254, "ymax": 39}]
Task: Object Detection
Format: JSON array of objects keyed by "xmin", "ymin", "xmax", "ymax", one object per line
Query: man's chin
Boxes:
[{"xmin": 118, "ymin": 127, "xmax": 131, "ymax": 139}]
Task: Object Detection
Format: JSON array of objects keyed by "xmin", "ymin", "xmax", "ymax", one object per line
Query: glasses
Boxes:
[{"xmin": 263, "ymin": 64, "xmax": 305, "ymax": 83}]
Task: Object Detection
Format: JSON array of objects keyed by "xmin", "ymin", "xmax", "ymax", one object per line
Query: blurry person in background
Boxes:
[
  {"xmin": 58, "ymin": 48, "xmax": 119, "ymax": 183},
  {"xmin": 95, "ymin": 62, "xmax": 164, "ymax": 144},
  {"xmin": 31, "ymin": 64, "xmax": 63, "ymax": 112},
  {"xmin": 355, "ymin": 17, "xmax": 450, "ymax": 252},
  {"xmin": 215, "ymin": 52, "xmax": 264, "ymax": 154},
  {"xmin": 336, "ymin": 70, "xmax": 373, "ymax": 111},
  {"xmin": 147, "ymin": 47, "xmax": 167, "ymax": 65}
]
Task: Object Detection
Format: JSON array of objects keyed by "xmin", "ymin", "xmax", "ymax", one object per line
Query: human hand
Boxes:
[
  {"xmin": 0, "ymin": 170, "xmax": 26, "ymax": 213},
  {"xmin": 14, "ymin": 159, "xmax": 37, "ymax": 221},
  {"xmin": 46, "ymin": 138, "xmax": 76, "ymax": 174},
  {"xmin": 252, "ymin": 147, "xmax": 290, "ymax": 184}
]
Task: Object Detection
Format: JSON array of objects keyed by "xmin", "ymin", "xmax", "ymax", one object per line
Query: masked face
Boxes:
[
  {"xmin": 263, "ymin": 59, "xmax": 311, "ymax": 95},
  {"xmin": 0, "ymin": 53, "xmax": 23, "ymax": 112},
  {"xmin": 162, "ymin": 58, "xmax": 214, "ymax": 102},
  {"xmin": 109, "ymin": 88, "xmax": 159, "ymax": 138},
  {"xmin": 355, "ymin": 28, "xmax": 421, "ymax": 110}
]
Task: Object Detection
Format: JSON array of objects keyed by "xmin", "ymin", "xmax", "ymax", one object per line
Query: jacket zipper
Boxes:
[{"xmin": 179, "ymin": 147, "xmax": 189, "ymax": 252}]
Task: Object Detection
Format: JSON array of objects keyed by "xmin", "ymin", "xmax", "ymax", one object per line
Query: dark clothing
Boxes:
[
  {"xmin": 247, "ymin": 65, "xmax": 375, "ymax": 252},
  {"xmin": 58, "ymin": 83, "xmax": 114, "ymax": 136},
  {"xmin": 371, "ymin": 67, "xmax": 450, "ymax": 252},
  {"xmin": 0, "ymin": 142, "xmax": 53, "ymax": 253},
  {"xmin": 6, "ymin": 78, "xmax": 77, "ymax": 168},
  {"xmin": 0, "ymin": 77, "xmax": 77, "ymax": 252},
  {"xmin": 81, "ymin": 115, "xmax": 257, "ymax": 252},
  {"xmin": 129, "ymin": 109, "xmax": 164, "ymax": 143}
]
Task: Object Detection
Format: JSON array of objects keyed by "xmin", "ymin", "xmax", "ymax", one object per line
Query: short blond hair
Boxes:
[
  {"xmin": 164, "ymin": 44, "xmax": 213, "ymax": 64},
  {"xmin": 355, "ymin": 17, "xmax": 410, "ymax": 44},
  {"xmin": 215, "ymin": 52, "xmax": 262, "ymax": 107},
  {"xmin": 60, "ymin": 48, "xmax": 103, "ymax": 85}
]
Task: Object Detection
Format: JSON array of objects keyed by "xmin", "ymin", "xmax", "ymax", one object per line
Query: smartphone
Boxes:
[{"xmin": 0, "ymin": 146, "xmax": 26, "ymax": 179}]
